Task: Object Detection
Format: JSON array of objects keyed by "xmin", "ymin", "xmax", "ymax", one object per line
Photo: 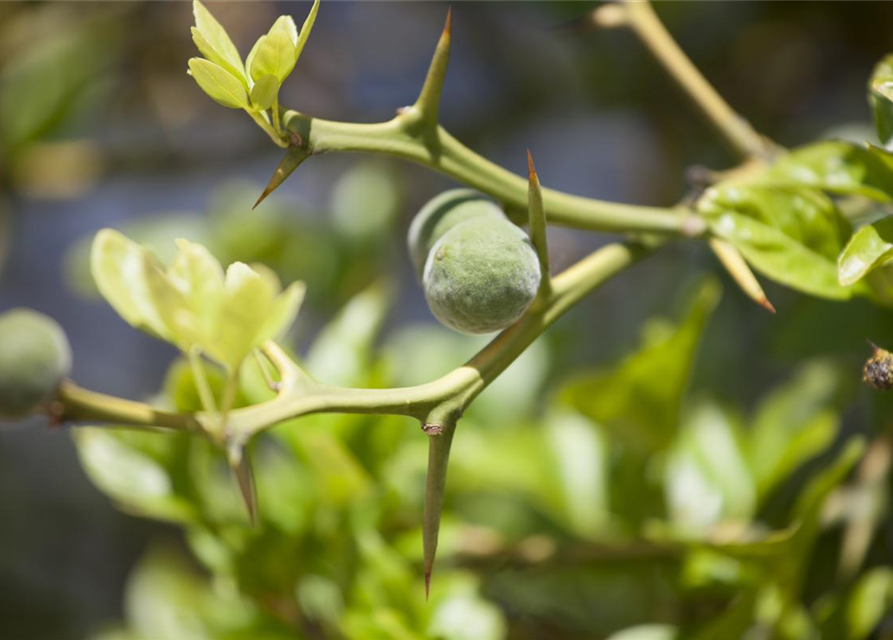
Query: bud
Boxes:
[{"xmin": 863, "ymin": 340, "xmax": 893, "ymax": 390}]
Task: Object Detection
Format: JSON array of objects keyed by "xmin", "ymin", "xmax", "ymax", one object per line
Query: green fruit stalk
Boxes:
[
  {"xmin": 0, "ymin": 308, "xmax": 72, "ymax": 419},
  {"xmin": 422, "ymin": 216, "xmax": 541, "ymax": 334},
  {"xmin": 407, "ymin": 188, "xmax": 506, "ymax": 278}
]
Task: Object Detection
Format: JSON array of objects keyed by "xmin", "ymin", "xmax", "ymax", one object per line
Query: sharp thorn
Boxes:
[
  {"xmin": 444, "ymin": 6, "xmax": 452, "ymax": 36},
  {"xmin": 758, "ymin": 297, "xmax": 776, "ymax": 314},
  {"xmin": 526, "ymin": 149, "xmax": 538, "ymax": 182}
]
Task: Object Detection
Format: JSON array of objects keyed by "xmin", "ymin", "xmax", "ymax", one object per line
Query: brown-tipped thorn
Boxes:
[
  {"xmin": 526, "ymin": 149, "xmax": 538, "ymax": 182},
  {"xmin": 444, "ymin": 6, "xmax": 452, "ymax": 36},
  {"xmin": 867, "ymin": 339, "xmax": 880, "ymax": 353},
  {"xmin": 758, "ymin": 297, "xmax": 776, "ymax": 314},
  {"xmin": 253, "ymin": 147, "xmax": 310, "ymax": 210},
  {"xmin": 425, "ymin": 569, "xmax": 432, "ymax": 601}
]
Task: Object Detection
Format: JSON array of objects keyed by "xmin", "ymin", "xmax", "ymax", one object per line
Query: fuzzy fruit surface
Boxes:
[
  {"xmin": 407, "ymin": 188, "xmax": 506, "ymax": 278},
  {"xmin": 0, "ymin": 308, "xmax": 71, "ymax": 418},
  {"xmin": 423, "ymin": 216, "xmax": 541, "ymax": 334}
]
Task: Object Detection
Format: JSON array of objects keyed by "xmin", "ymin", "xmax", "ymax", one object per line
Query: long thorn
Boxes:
[
  {"xmin": 254, "ymin": 147, "xmax": 311, "ymax": 210},
  {"xmin": 413, "ymin": 8, "xmax": 452, "ymax": 127},
  {"xmin": 527, "ymin": 150, "xmax": 552, "ymax": 301},
  {"xmin": 422, "ymin": 419, "xmax": 456, "ymax": 600},
  {"xmin": 709, "ymin": 237, "xmax": 774, "ymax": 313}
]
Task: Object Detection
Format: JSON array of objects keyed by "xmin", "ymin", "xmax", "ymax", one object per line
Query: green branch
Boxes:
[
  {"xmin": 57, "ymin": 240, "xmax": 653, "ymax": 436},
  {"xmin": 273, "ymin": 111, "xmax": 704, "ymax": 237},
  {"xmin": 593, "ymin": 0, "xmax": 769, "ymax": 161}
]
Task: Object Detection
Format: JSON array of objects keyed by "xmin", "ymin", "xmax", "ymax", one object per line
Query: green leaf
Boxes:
[
  {"xmin": 699, "ymin": 184, "xmax": 853, "ymax": 300},
  {"xmin": 90, "ymin": 229, "xmax": 173, "ymax": 341},
  {"xmin": 295, "ymin": 0, "xmax": 321, "ymax": 63},
  {"xmin": 269, "ymin": 15, "xmax": 299, "ymax": 46},
  {"xmin": 838, "ymin": 215, "xmax": 893, "ymax": 285},
  {"xmin": 869, "ymin": 55, "xmax": 893, "ymax": 148},
  {"xmin": 250, "ymin": 74, "xmax": 279, "ymax": 111},
  {"xmin": 763, "ymin": 141, "xmax": 893, "ymax": 202},
  {"xmin": 559, "ymin": 278, "xmax": 721, "ymax": 452},
  {"xmin": 187, "ymin": 58, "xmax": 249, "ymax": 109},
  {"xmin": 747, "ymin": 361, "xmax": 842, "ymax": 499},
  {"xmin": 847, "ymin": 568, "xmax": 893, "ymax": 639},
  {"xmin": 192, "ymin": 0, "xmax": 246, "ymax": 85},
  {"xmin": 249, "ymin": 31, "xmax": 297, "ymax": 84},
  {"xmin": 74, "ymin": 428, "xmax": 195, "ymax": 523},
  {"xmin": 606, "ymin": 625, "xmax": 679, "ymax": 640},
  {"xmin": 665, "ymin": 400, "xmax": 756, "ymax": 533},
  {"xmin": 305, "ymin": 282, "xmax": 392, "ymax": 387}
]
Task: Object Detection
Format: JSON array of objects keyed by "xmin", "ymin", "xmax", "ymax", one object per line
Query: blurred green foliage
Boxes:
[{"xmin": 71, "ymin": 274, "xmax": 883, "ymax": 639}]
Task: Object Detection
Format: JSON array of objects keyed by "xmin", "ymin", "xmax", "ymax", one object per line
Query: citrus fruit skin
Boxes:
[
  {"xmin": 422, "ymin": 216, "xmax": 541, "ymax": 335},
  {"xmin": 407, "ymin": 189, "xmax": 506, "ymax": 278},
  {"xmin": 0, "ymin": 308, "xmax": 72, "ymax": 419}
]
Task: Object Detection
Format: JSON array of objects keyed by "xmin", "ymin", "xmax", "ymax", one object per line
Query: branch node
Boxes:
[{"xmin": 421, "ymin": 422, "xmax": 444, "ymax": 435}]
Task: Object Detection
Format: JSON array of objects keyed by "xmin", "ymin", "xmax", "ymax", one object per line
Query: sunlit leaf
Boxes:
[
  {"xmin": 249, "ymin": 32, "xmax": 296, "ymax": 84},
  {"xmin": 90, "ymin": 229, "xmax": 173, "ymax": 341},
  {"xmin": 838, "ymin": 215, "xmax": 893, "ymax": 285},
  {"xmin": 188, "ymin": 58, "xmax": 249, "ymax": 109},
  {"xmin": 250, "ymin": 74, "xmax": 279, "ymax": 111},
  {"xmin": 699, "ymin": 184, "xmax": 853, "ymax": 300},
  {"xmin": 762, "ymin": 141, "xmax": 893, "ymax": 202},
  {"xmin": 295, "ymin": 0, "xmax": 321, "ymax": 63},
  {"xmin": 192, "ymin": 0, "xmax": 246, "ymax": 84}
]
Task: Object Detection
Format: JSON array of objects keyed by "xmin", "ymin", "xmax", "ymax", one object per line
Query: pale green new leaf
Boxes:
[
  {"xmin": 212, "ymin": 262, "xmax": 276, "ymax": 369},
  {"xmin": 250, "ymin": 74, "xmax": 279, "ymax": 111},
  {"xmin": 91, "ymin": 229, "xmax": 172, "ymax": 341},
  {"xmin": 295, "ymin": 0, "xmax": 321, "ymax": 62},
  {"xmin": 168, "ymin": 239, "xmax": 225, "ymax": 325},
  {"xmin": 187, "ymin": 58, "xmax": 249, "ymax": 109},
  {"xmin": 249, "ymin": 32, "xmax": 296, "ymax": 84},
  {"xmin": 192, "ymin": 0, "xmax": 246, "ymax": 84},
  {"xmin": 269, "ymin": 15, "xmax": 299, "ymax": 46},
  {"xmin": 838, "ymin": 215, "xmax": 893, "ymax": 285}
]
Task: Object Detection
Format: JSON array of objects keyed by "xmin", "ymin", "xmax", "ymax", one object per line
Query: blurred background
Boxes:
[{"xmin": 2, "ymin": 2, "xmax": 893, "ymax": 639}]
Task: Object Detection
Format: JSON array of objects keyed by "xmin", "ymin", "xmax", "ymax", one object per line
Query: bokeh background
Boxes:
[{"xmin": 2, "ymin": 2, "xmax": 893, "ymax": 639}]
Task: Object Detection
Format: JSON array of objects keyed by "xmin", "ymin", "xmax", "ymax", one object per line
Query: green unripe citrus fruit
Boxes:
[
  {"xmin": 422, "ymin": 216, "xmax": 541, "ymax": 334},
  {"xmin": 0, "ymin": 308, "xmax": 72, "ymax": 419},
  {"xmin": 407, "ymin": 189, "xmax": 506, "ymax": 278}
]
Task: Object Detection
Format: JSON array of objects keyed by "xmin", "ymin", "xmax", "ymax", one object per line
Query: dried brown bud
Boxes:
[{"xmin": 863, "ymin": 341, "xmax": 893, "ymax": 390}]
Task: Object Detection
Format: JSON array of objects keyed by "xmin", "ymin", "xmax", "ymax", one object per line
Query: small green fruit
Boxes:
[
  {"xmin": 407, "ymin": 189, "xmax": 506, "ymax": 277},
  {"xmin": 423, "ymin": 216, "xmax": 541, "ymax": 334},
  {"xmin": 0, "ymin": 308, "xmax": 72, "ymax": 418}
]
